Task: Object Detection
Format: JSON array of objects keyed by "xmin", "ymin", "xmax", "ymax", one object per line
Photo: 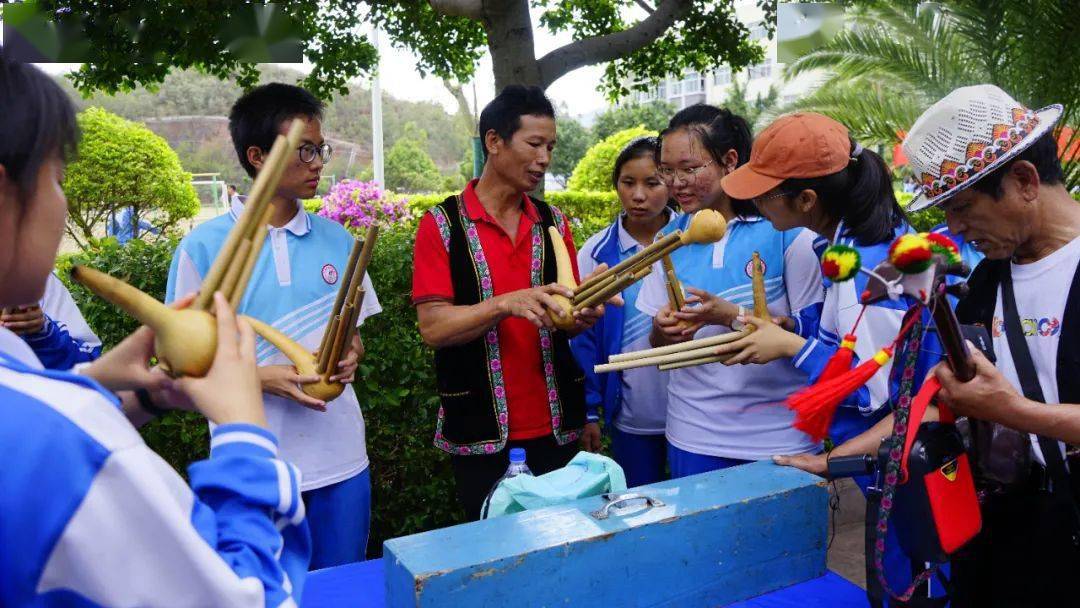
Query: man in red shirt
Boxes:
[{"xmin": 412, "ymin": 85, "xmax": 606, "ymax": 519}]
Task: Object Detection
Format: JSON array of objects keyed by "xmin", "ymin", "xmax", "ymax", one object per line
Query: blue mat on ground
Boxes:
[{"xmin": 301, "ymin": 559, "xmax": 867, "ymax": 607}]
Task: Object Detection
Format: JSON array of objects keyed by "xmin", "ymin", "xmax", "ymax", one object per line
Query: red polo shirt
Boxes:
[{"xmin": 412, "ymin": 181, "xmax": 580, "ymax": 440}]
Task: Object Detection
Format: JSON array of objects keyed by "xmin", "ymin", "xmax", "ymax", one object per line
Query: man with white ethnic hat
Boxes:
[{"xmin": 905, "ymin": 84, "xmax": 1079, "ymax": 605}]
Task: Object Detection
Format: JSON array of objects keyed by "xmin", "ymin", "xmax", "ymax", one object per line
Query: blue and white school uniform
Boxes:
[
  {"xmin": 22, "ymin": 273, "xmax": 102, "ymax": 370},
  {"xmin": 572, "ymin": 211, "xmax": 679, "ymax": 487},
  {"xmin": 636, "ymin": 215, "xmax": 824, "ymax": 475},
  {"xmin": 167, "ymin": 198, "xmax": 381, "ymax": 568},
  {"xmin": 0, "ymin": 328, "xmax": 310, "ymax": 607}
]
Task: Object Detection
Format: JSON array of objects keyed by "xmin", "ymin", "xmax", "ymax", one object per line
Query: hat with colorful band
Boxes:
[{"xmin": 902, "ymin": 84, "xmax": 1062, "ymax": 212}]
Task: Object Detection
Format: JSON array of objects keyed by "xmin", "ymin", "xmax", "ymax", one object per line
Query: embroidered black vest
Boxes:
[{"xmin": 427, "ymin": 194, "xmax": 586, "ymax": 455}]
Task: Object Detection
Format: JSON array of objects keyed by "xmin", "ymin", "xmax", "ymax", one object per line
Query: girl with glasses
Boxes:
[
  {"xmin": 635, "ymin": 105, "xmax": 825, "ymax": 479},
  {"xmin": 571, "ymin": 137, "xmax": 680, "ymax": 487}
]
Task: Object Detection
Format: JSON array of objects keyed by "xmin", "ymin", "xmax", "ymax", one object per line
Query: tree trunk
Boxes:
[{"xmin": 479, "ymin": 0, "xmax": 543, "ymax": 92}]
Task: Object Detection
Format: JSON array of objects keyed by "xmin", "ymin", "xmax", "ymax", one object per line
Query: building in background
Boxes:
[{"xmin": 626, "ymin": 0, "xmax": 824, "ymax": 115}]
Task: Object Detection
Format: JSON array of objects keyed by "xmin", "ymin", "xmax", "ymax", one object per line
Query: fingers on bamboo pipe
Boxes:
[
  {"xmin": 242, "ymin": 315, "xmax": 346, "ymax": 402},
  {"xmin": 319, "ymin": 240, "xmax": 362, "ymax": 359},
  {"xmin": 325, "ymin": 307, "xmax": 351, "ymax": 377},
  {"xmin": 546, "ymin": 226, "xmax": 577, "ymax": 330},
  {"xmin": 70, "ymin": 265, "xmax": 218, "ymax": 377},
  {"xmin": 607, "ymin": 328, "xmax": 751, "ymax": 363},
  {"xmin": 659, "ymin": 353, "xmax": 733, "ymax": 371}
]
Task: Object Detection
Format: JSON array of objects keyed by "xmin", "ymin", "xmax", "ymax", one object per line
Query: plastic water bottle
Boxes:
[
  {"xmin": 480, "ymin": 448, "xmax": 532, "ymax": 518},
  {"xmin": 505, "ymin": 448, "xmax": 533, "ymax": 478}
]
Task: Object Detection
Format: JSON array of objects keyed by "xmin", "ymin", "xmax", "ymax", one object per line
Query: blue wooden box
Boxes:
[{"xmin": 383, "ymin": 461, "xmax": 828, "ymax": 607}]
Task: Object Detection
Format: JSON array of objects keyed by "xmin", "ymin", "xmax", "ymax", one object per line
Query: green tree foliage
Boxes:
[
  {"xmin": 781, "ymin": 0, "xmax": 1080, "ymax": 188},
  {"xmin": 722, "ymin": 78, "xmax": 779, "ymax": 130},
  {"xmin": 551, "ymin": 117, "xmax": 595, "ymax": 187},
  {"xmin": 385, "ymin": 137, "xmax": 443, "ymax": 194},
  {"xmin": 64, "ymin": 108, "xmax": 200, "ymax": 248},
  {"xmin": 48, "ymin": 1, "xmax": 770, "ymax": 101},
  {"xmin": 568, "ymin": 126, "xmax": 655, "ymax": 192},
  {"xmin": 593, "ymin": 101, "xmax": 675, "ymax": 141}
]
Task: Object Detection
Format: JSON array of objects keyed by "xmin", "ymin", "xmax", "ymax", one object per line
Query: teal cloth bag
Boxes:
[{"xmin": 483, "ymin": 452, "xmax": 627, "ymax": 518}]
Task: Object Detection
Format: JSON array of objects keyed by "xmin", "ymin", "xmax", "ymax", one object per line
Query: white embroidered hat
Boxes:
[{"xmin": 902, "ymin": 84, "xmax": 1062, "ymax": 212}]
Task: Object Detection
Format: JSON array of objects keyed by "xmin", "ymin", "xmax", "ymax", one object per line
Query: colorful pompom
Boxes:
[
  {"xmin": 821, "ymin": 244, "xmax": 861, "ymax": 282},
  {"xmin": 889, "ymin": 233, "xmax": 933, "ymax": 274},
  {"xmin": 923, "ymin": 232, "xmax": 962, "ymax": 265}
]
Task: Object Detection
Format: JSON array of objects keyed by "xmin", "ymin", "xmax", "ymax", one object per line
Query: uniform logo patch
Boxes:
[
  {"xmin": 322, "ymin": 264, "xmax": 339, "ymax": 285},
  {"xmin": 744, "ymin": 257, "xmax": 766, "ymax": 278}
]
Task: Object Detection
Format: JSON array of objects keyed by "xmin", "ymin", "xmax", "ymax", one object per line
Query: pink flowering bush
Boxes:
[{"xmin": 317, "ymin": 179, "xmax": 412, "ymax": 230}]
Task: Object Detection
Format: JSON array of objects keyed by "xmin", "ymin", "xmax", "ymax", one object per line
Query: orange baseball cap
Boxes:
[{"xmin": 721, "ymin": 112, "xmax": 852, "ymax": 200}]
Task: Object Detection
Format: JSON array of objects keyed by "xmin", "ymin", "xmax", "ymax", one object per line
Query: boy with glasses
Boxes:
[{"xmin": 167, "ymin": 83, "xmax": 381, "ymax": 569}]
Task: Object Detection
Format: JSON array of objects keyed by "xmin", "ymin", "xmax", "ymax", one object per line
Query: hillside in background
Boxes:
[{"xmin": 58, "ymin": 65, "xmax": 472, "ymax": 195}]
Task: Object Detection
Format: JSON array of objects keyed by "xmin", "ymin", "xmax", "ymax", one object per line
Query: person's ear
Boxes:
[
  {"xmin": 1009, "ymin": 160, "xmax": 1040, "ymax": 202},
  {"xmin": 484, "ymin": 129, "xmax": 501, "ymax": 158},
  {"xmin": 794, "ymin": 189, "xmax": 818, "ymax": 213},
  {"xmin": 246, "ymin": 146, "xmax": 266, "ymax": 173},
  {"xmin": 721, "ymin": 149, "xmax": 739, "ymax": 173}
]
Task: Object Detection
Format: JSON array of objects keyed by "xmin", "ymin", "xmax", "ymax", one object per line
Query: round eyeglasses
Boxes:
[
  {"xmin": 657, "ymin": 160, "xmax": 715, "ymax": 185},
  {"xmin": 299, "ymin": 143, "xmax": 333, "ymax": 164}
]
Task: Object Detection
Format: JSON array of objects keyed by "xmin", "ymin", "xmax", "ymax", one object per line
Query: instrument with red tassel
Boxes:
[{"xmin": 787, "ymin": 233, "xmax": 971, "ymax": 441}]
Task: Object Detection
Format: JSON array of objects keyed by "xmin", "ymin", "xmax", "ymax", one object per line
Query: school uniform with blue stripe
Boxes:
[
  {"xmin": 167, "ymin": 198, "xmax": 381, "ymax": 568},
  {"xmin": 636, "ymin": 215, "xmax": 824, "ymax": 463},
  {"xmin": 572, "ymin": 211, "xmax": 680, "ymax": 487},
  {"xmin": 0, "ymin": 329, "xmax": 310, "ymax": 607}
]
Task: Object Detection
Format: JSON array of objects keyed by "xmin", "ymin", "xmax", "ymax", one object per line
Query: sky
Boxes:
[{"xmin": 13, "ymin": 8, "xmax": 614, "ymax": 122}]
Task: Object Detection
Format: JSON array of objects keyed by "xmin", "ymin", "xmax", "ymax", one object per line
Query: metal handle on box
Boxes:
[{"xmin": 591, "ymin": 493, "xmax": 665, "ymax": 520}]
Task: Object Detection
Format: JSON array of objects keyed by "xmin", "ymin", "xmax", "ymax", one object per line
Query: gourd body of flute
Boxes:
[
  {"xmin": 241, "ymin": 316, "xmax": 346, "ymax": 401},
  {"xmin": 547, "ymin": 226, "xmax": 577, "ymax": 330},
  {"xmin": 70, "ymin": 265, "xmax": 217, "ymax": 377}
]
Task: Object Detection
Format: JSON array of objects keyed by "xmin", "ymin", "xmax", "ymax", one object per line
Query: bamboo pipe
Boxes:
[
  {"xmin": 336, "ymin": 289, "xmax": 366, "ymax": 367},
  {"xmin": 661, "ymin": 254, "xmax": 685, "ymax": 311},
  {"xmin": 194, "ymin": 118, "xmax": 306, "ymax": 310},
  {"xmin": 594, "ymin": 340, "xmax": 739, "ymax": 373},
  {"xmin": 750, "ymin": 251, "xmax": 770, "ymax": 323},
  {"xmin": 242, "ymin": 315, "xmax": 347, "ymax": 402},
  {"xmin": 318, "ymin": 239, "xmax": 363, "ymax": 360},
  {"xmin": 219, "ymin": 239, "xmax": 252, "ymax": 307},
  {"xmin": 227, "ymin": 203, "xmax": 274, "ymax": 310},
  {"xmin": 323, "ymin": 307, "xmax": 351, "ymax": 381},
  {"xmin": 576, "ymin": 231, "xmax": 682, "ymax": 294},
  {"xmin": 317, "ymin": 316, "xmax": 342, "ymax": 374},
  {"xmin": 659, "ymin": 353, "xmax": 734, "ymax": 370},
  {"xmin": 547, "ymin": 226, "xmax": 578, "ymax": 330},
  {"xmin": 70, "ymin": 265, "xmax": 218, "ymax": 377},
  {"xmin": 607, "ymin": 328, "xmax": 751, "ymax": 364},
  {"xmin": 575, "ymin": 265, "xmax": 652, "ymax": 311}
]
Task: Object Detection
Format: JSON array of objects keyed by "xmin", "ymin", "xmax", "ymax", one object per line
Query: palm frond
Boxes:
[{"xmin": 771, "ymin": 79, "xmax": 926, "ymax": 145}]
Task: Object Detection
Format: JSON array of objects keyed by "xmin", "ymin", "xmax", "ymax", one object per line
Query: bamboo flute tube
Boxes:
[
  {"xmin": 354, "ymin": 225, "xmax": 380, "ymax": 285},
  {"xmin": 194, "ymin": 118, "xmax": 305, "ymax": 310},
  {"xmin": 594, "ymin": 341, "xmax": 735, "ymax": 373},
  {"xmin": 607, "ymin": 328, "xmax": 750, "ymax": 363},
  {"xmin": 334, "ymin": 288, "xmax": 366, "ymax": 372},
  {"xmin": 572, "ymin": 270, "xmax": 618, "ymax": 306},
  {"xmin": 324, "ymin": 307, "xmax": 351, "ymax": 377},
  {"xmin": 750, "ymin": 251, "xmax": 770, "ymax": 322},
  {"xmin": 576, "ymin": 272, "xmax": 635, "ymax": 311},
  {"xmin": 661, "ymin": 254, "xmax": 685, "ymax": 312},
  {"xmin": 573, "ymin": 240, "xmax": 676, "ymax": 305},
  {"xmin": 659, "ymin": 353, "xmax": 733, "ymax": 370},
  {"xmin": 227, "ymin": 203, "xmax": 274, "ymax": 310},
  {"xmin": 576, "ymin": 231, "xmax": 682, "ymax": 294},
  {"xmin": 317, "ymin": 316, "xmax": 342, "ymax": 374},
  {"xmin": 318, "ymin": 239, "xmax": 362, "ymax": 359},
  {"xmin": 219, "ymin": 239, "xmax": 252, "ymax": 305}
]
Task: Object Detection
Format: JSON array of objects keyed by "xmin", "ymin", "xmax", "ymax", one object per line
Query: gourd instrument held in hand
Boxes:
[
  {"xmin": 69, "ymin": 118, "xmax": 307, "ymax": 377},
  {"xmin": 243, "ymin": 224, "xmax": 378, "ymax": 401},
  {"xmin": 549, "ymin": 209, "xmax": 729, "ymax": 331},
  {"xmin": 592, "ymin": 249, "xmax": 768, "ymax": 373}
]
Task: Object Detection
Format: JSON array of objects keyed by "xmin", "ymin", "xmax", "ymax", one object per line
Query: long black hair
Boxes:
[
  {"xmin": 659, "ymin": 104, "xmax": 758, "ymax": 217},
  {"xmin": 781, "ymin": 140, "xmax": 905, "ymax": 245},
  {"xmin": 0, "ymin": 49, "xmax": 79, "ymax": 196}
]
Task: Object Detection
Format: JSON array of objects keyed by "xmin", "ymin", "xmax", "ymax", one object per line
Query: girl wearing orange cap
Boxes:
[{"xmin": 634, "ymin": 105, "xmax": 825, "ymax": 479}]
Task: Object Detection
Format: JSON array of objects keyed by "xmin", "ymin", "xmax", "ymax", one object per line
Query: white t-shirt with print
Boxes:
[{"xmin": 992, "ymin": 234, "xmax": 1080, "ymax": 466}]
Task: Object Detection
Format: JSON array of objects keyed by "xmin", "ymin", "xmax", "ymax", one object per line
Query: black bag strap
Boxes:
[{"xmin": 1000, "ymin": 270, "xmax": 1080, "ymax": 511}]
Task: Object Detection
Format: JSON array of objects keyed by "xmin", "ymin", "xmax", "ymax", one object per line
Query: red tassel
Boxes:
[
  {"xmin": 818, "ymin": 334, "xmax": 857, "ymax": 383},
  {"xmin": 788, "ymin": 346, "xmax": 894, "ymax": 441}
]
